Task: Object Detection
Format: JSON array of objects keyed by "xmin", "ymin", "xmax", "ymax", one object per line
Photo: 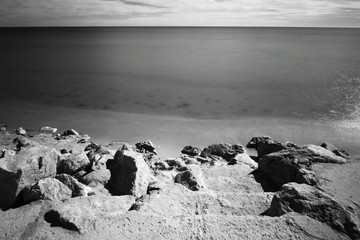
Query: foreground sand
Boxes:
[{"xmin": 0, "ymin": 129, "xmax": 359, "ymax": 240}]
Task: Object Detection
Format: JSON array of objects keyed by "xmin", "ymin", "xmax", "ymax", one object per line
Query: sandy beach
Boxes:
[{"xmin": 1, "ymin": 99, "xmax": 359, "ymax": 158}]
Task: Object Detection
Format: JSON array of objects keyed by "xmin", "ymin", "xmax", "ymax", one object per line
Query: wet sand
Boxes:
[{"xmin": 1, "ymin": 100, "xmax": 359, "ymax": 158}]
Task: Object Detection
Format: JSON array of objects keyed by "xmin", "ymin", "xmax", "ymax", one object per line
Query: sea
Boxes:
[{"xmin": 1, "ymin": 27, "xmax": 360, "ymax": 156}]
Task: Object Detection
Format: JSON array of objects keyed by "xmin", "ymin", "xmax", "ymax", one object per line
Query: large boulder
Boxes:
[
  {"xmin": 267, "ymin": 183, "xmax": 360, "ymax": 240},
  {"xmin": 45, "ymin": 195, "xmax": 135, "ymax": 234},
  {"xmin": 0, "ymin": 146, "xmax": 58, "ymax": 210},
  {"xmin": 57, "ymin": 152, "xmax": 90, "ymax": 175},
  {"xmin": 201, "ymin": 143, "xmax": 245, "ymax": 161},
  {"xmin": 107, "ymin": 144, "xmax": 151, "ymax": 198},
  {"xmin": 258, "ymin": 146, "xmax": 347, "ymax": 187},
  {"xmin": 22, "ymin": 178, "xmax": 72, "ymax": 204}
]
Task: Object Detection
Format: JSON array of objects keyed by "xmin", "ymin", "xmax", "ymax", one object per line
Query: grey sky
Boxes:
[{"xmin": 0, "ymin": 0, "xmax": 359, "ymax": 27}]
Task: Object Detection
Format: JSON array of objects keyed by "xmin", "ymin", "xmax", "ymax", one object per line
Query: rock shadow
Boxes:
[
  {"xmin": 250, "ymin": 169, "xmax": 278, "ymax": 192},
  {"xmin": 44, "ymin": 210, "xmax": 78, "ymax": 231}
]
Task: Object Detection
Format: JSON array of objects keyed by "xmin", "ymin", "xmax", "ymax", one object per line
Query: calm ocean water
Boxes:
[{"xmin": 1, "ymin": 27, "xmax": 360, "ymax": 121}]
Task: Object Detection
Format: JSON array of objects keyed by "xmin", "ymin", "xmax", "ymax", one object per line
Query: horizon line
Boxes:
[{"xmin": 1, "ymin": 26, "xmax": 360, "ymax": 29}]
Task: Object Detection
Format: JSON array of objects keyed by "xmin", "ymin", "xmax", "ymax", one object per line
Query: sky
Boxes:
[{"xmin": 0, "ymin": 0, "xmax": 359, "ymax": 27}]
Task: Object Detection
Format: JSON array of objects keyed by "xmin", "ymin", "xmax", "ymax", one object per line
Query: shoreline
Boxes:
[{"xmin": 1, "ymin": 99, "xmax": 360, "ymax": 158}]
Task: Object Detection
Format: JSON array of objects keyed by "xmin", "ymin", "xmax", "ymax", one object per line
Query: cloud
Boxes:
[{"xmin": 0, "ymin": 0, "xmax": 359, "ymax": 26}]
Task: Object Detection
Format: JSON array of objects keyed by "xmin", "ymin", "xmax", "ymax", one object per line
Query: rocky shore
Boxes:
[{"xmin": 0, "ymin": 124, "xmax": 360, "ymax": 239}]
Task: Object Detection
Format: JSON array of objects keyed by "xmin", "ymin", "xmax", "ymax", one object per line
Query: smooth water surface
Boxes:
[{"xmin": 1, "ymin": 27, "xmax": 360, "ymax": 120}]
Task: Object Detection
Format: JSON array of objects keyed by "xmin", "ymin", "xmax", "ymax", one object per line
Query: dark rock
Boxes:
[
  {"xmin": 175, "ymin": 171, "xmax": 200, "ymax": 191},
  {"xmin": 267, "ymin": 183, "xmax": 360, "ymax": 240},
  {"xmin": 57, "ymin": 152, "xmax": 90, "ymax": 175},
  {"xmin": 80, "ymin": 169, "xmax": 111, "ymax": 185},
  {"xmin": 201, "ymin": 143, "xmax": 245, "ymax": 161},
  {"xmin": 45, "ymin": 195, "xmax": 135, "ymax": 234},
  {"xmin": 174, "ymin": 165, "xmax": 205, "ymax": 191},
  {"xmin": 258, "ymin": 145, "xmax": 346, "ymax": 187},
  {"xmin": 246, "ymin": 136, "xmax": 272, "ymax": 148},
  {"xmin": 22, "ymin": 178, "xmax": 72, "ymax": 204},
  {"xmin": 84, "ymin": 142, "xmax": 100, "ymax": 152},
  {"xmin": 181, "ymin": 146, "xmax": 201, "ymax": 156},
  {"xmin": 55, "ymin": 174, "xmax": 90, "ymax": 197},
  {"xmin": 165, "ymin": 158, "xmax": 186, "ymax": 168},
  {"xmin": 256, "ymin": 139, "xmax": 287, "ymax": 158},
  {"xmin": 321, "ymin": 142, "xmax": 349, "ymax": 158},
  {"xmin": 107, "ymin": 143, "xmax": 151, "ymax": 198},
  {"xmin": 135, "ymin": 140, "xmax": 157, "ymax": 155},
  {"xmin": 15, "ymin": 127, "xmax": 26, "ymax": 136},
  {"xmin": 0, "ymin": 146, "xmax": 58, "ymax": 210},
  {"xmin": 62, "ymin": 129, "xmax": 80, "ymax": 136},
  {"xmin": 60, "ymin": 149, "xmax": 68, "ymax": 154},
  {"xmin": 152, "ymin": 161, "xmax": 170, "ymax": 171}
]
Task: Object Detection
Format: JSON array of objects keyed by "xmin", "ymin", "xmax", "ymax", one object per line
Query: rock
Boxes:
[
  {"xmin": 45, "ymin": 195, "xmax": 135, "ymax": 234},
  {"xmin": 201, "ymin": 143, "xmax": 245, "ymax": 161},
  {"xmin": 40, "ymin": 126, "xmax": 57, "ymax": 133},
  {"xmin": 0, "ymin": 127, "xmax": 6, "ymax": 132},
  {"xmin": 57, "ymin": 152, "xmax": 90, "ymax": 175},
  {"xmin": 152, "ymin": 161, "xmax": 170, "ymax": 171},
  {"xmin": 107, "ymin": 143, "xmax": 151, "ymax": 198},
  {"xmin": 181, "ymin": 145, "xmax": 201, "ymax": 156},
  {"xmin": 87, "ymin": 150, "xmax": 112, "ymax": 171},
  {"xmin": 13, "ymin": 136, "xmax": 39, "ymax": 150},
  {"xmin": 80, "ymin": 169, "xmax": 111, "ymax": 185},
  {"xmin": 55, "ymin": 174, "xmax": 90, "ymax": 197},
  {"xmin": 62, "ymin": 129, "xmax": 80, "ymax": 136},
  {"xmin": 60, "ymin": 149, "xmax": 68, "ymax": 154},
  {"xmin": 165, "ymin": 158, "xmax": 185, "ymax": 168},
  {"xmin": 258, "ymin": 146, "xmax": 347, "ymax": 187},
  {"xmin": 256, "ymin": 139, "xmax": 287, "ymax": 158},
  {"xmin": 183, "ymin": 157, "xmax": 200, "ymax": 165},
  {"xmin": 84, "ymin": 142, "xmax": 100, "ymax": 152},
  {"xmin": 230, "ymin": 153, "xmax": 258, "ymax": 169},
  {"xmin": 22, "ymin": 178, "xmax": 72, "ymax": 204},
  {"xmin": 303, "ymin": 144, "xmax": 347, "ymax": 164},
  {"xmin": 267, "ymin": 183, "xmax": 360, "ymax": 240},
  {"xmin": 174, "ymin": 165, "xmax": 205, "ymax": 191},
  {"xmin": 72, "ymin": 170, "xmax": 87, "ymax": 181},
  {"xmin": 0, "ymin": 146, "xmax": 58, "ymax": 210},
  {"xmin": 135, "ymin": 140, "xmax": 157, "ymax": 155},
  {"xmin": 15, "ymin": 127, "xmax": 26, "ymax": 136},
  {"xmin": 246, "ymin": 136, "xmax": 272, "ymax": 148},
  {"xmin": 321, "ymin": 142, "xmax": 349, "ymax": 158}
]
